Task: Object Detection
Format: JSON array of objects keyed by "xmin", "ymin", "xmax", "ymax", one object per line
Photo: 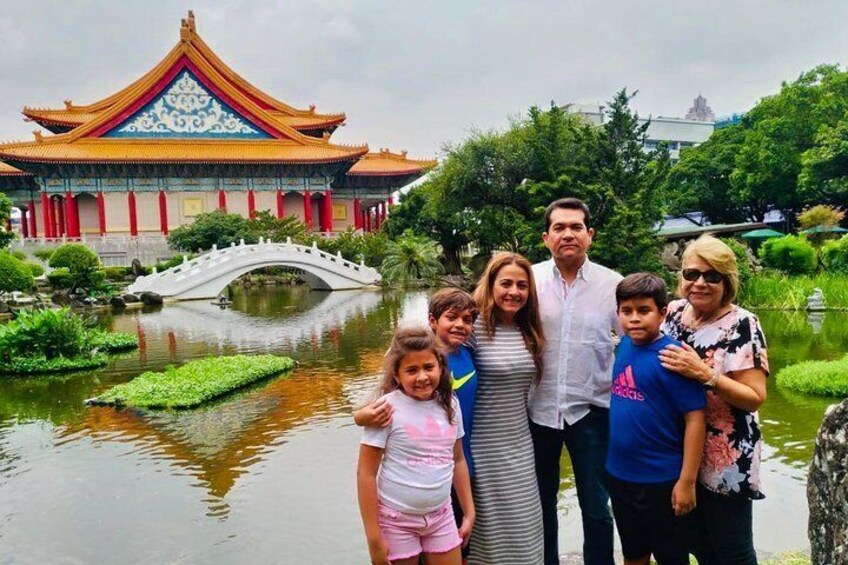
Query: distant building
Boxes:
[
  {"xmin": 685, "ymin": 94, "xmax": 715, "ymax": 122},
  {"xmin": 714, "ymin": 113, "xmax": 745, "ymax": 129},
  {"xmin": 563, "ymin": 95, "xmax": 715, "ymax": 162}
]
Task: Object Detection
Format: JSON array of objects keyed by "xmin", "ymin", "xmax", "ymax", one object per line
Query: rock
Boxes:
[
  {"xmin": 110, "ymin": 296, "xmax": 127, "ymax": 308},
  {"xmin": 808, "ymin": 398, "xmax": 848, "ymax": 565},
  {"xmin": 69, "ymin": 299, "xmax": 86, "ymax": 309},
  {"xmin": 0, "ymin": 301, "xmax": 10, "ymax": 314},
  {"xmin": 122, "ymin": 293, "xmax": 141, "ymax": 304},
  {"xmin": 139, "ymin": 291, "xmax": 163, "ymax": 306},
  {"xmin": 661, "ymin": 241, "xmax": 682, "ymax": 270},
  {"xmin": 51, "ymin": 291, "xmax": 71, "ymax": 306},
  {"xmin": 131, "ymin": 258, "xmax": 145, "ymax": 277},
  {"xmin": 95, "ymin": 296, "xmax": 111, "ymax": 306}
]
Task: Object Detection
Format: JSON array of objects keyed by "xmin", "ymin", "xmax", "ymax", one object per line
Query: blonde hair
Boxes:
[
  {"xmin": 473, "ymin": 252, "xmax": 545, "ymax": 380},
  {"xmin": 680, "ymin": 234, "xmax": 739, "ymax": 306}
]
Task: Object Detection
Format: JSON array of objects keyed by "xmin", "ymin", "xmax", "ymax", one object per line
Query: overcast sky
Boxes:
[{"xmin": 1, "ymin": 0, "xmax": 848, "ymax": 158}]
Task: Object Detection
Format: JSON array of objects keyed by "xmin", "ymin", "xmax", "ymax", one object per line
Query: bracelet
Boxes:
[{"xmin": 704, "ymin": 370, "xmax": 721, "ymax": 388}]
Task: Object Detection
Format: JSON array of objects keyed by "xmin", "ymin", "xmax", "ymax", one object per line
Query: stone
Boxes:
[
  {"xmin": 69, "ymin": 299, "xmax": 86, "ymax": 309},
  {"xmin": 660, "ymin": 241, "xmax": 682, "ymax": 270},
  {"xmin": 51, "ymin": 291, "xmax": 71, "ymax": 306},
  {"xmin": 110, "ymin": 296, "xmax": 127, "ymax": 308},
  {"xmin": 807, "ymin": 287, "xmax": 827, "ymax": 312},
  {"xmin": 0, "ymin": 300, "xmax": 10, "ymax": 314},
  {"xmin": 139, "ymin": 291, "xmax": 163, "ymax": 306},
  {"xmin": 808, "ymin": 398, "xmax": 848, "ymax": 565},
  {"xmin": 122, "ymin": 293, "xmax": 141, "ymax": 303},
  {"xmin": 131, "ymin": 258, "xmax": 145, "ymax": 277}
]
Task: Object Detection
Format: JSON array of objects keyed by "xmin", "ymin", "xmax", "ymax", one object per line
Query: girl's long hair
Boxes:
[
  {"xmin": 379, "ymin": 326, "xmax": 455, "ymax": 424},
  {"xmin": 473, "ymin": 252, "xmax": 545, "ymax": 381}
]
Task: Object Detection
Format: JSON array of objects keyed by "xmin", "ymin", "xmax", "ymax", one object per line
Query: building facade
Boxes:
[
  {"xmin": 563, "ymin": 96, "xmax": 716, "ymax": 162},
  {"xmin": 0, "ymin": 12, "xmax": 435, "ymax": 240}
]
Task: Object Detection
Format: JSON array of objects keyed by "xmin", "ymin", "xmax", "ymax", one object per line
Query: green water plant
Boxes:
[
  {"xmin": 776, "ymin": 354, "xmax": 848, "ymax": 397},
  {"xmin": 738, "ymin": 273, "xmax": 848, "ymax": 310},
  {"xmin": 0, "ymin": 308, "xmax": 138, "ymax": 375},
  {"xmin": 93, "ymin": 355, "xmax": 296, "ymax": 409}
]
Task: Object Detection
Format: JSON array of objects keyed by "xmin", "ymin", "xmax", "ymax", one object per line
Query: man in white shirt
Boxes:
[{"xmin": 530, "ymin": 198, "xmax": 622, "ymax": 565}]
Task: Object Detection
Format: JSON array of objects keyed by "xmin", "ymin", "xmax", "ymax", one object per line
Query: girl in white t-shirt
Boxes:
[{"xmin": 357, "ymin": 326, "xmax": 475, "ymax": 565}]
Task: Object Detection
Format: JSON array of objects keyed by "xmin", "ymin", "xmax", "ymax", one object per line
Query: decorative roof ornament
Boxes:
[{"xmin": 32, "ymin": 130, "xmax": 43, "ymax": 143}]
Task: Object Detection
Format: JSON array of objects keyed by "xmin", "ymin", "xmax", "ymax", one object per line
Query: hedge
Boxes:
[{"xmin": 776, "ymin": 354, "xmax": 848, "ymax": 397}]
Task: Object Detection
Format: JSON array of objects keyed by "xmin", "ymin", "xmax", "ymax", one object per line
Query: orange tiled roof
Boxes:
[
  {"xmin": 0, "ymin": 161, "xmax": 30, "ymax": 176},
  {"xmin": 0, "ymin": 138, "xmax": 366, "ymax": 165},
  {"xmin": 4, "ymin": 14, "xmax": 368, "ymax": 166},
  {"xmin": 348, "ymin": 149, "xmax": 437, "ymax": 176},
  {"xmin": 22, "ymin": 11, "xmax": 346, "ymax": 133}
]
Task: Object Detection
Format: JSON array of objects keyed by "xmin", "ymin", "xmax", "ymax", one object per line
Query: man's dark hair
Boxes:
[
  {"xmin": 615, "ymin": 273, "xmax": 669, "ymax": 310},
  {"xmin": 544, "ymin": 198, "xmax": 592, "ymax": 231},
  {"xmin": 428, "ymin": 288, "xmax": 478, "ymax": 321}
]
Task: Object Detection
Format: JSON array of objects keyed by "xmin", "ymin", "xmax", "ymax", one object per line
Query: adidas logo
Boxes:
[{"xmin": 612, "ymin": 365, "xmax": 645, "ymax": 402}]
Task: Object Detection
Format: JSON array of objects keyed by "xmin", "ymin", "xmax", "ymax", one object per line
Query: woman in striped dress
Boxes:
[{"xmin": 468, "ymin": 252, "xmax": 545, "ymax": 564}]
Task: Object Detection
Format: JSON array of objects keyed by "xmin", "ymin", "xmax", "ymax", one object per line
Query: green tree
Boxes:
[
  {"xmin": 167, "ymin": 210, "xmax": 257, "ymax": 252},
  {"xmin": 759, "ymin": 235, "xmax": 818, "ymax": 275},
  {"xmin": 48, "ymin": 243, "xmax": 102, "ymax": 291},
  {"xmin": 0, "ymin": 194, "xmax": 13, "ymax": 249},
  {"xmin": 248, "ymin": 211, "xmax": 309, "ymax": 243},
  {"xmin": 380, "ymin": 231, "xmax": 443, "ymax": 282}
]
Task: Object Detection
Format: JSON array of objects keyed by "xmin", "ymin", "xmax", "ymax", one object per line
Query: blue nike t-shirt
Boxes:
[
  {"xmin": 449, "ymin": 345, "xmax": 477, "ymax": 477},
  {"xmin": 606, "ymin": 333, "xmax": 706, "ymax": 484}
]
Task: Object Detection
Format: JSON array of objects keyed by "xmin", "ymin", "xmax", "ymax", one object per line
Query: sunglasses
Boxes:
[{"xmin": 681, "ymin": 268, "xmax": 724, "ymax": 284}]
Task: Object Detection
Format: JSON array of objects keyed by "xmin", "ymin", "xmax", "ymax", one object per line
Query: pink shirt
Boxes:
[{"xmin": 361, "ymin": 390, "xmax": 464, "ymax": 514}]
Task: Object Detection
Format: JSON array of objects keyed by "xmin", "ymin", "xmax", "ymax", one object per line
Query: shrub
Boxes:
[
  {"xmin": 48, "ymin": 243, "xmax": 100, "ymax": 271},
  {"xmin": 758, "ymin": 235, "xmax": 817, "ymax": 275},
  {"xmin": 153, "ymin": 254, "xmax": 192, "ymax": 272},
  {"xmin": 9, "ymin": 249, "xmax": 26, "ymax": 261},
  {"xmin": 33, "ymin": 248, "xmax": 55, "ymax": 262},
  {"xmin": 776, "ymin": 354, "xmax": 848, "ymax": 397},
  {"xmin": 720, "ymin": 238, "xmax": 753, "ymax": 287},
  {"xmin": 821, "ymin": 235, "xmax": 848, "ymax": 275},
  {"xmin": 0, "ymin": 253, "xmax": 35, "ymax": 292},
  {"xmin": 93, "ymin": 355, "xmax": 296, "ymax": 408},
  {"xmin": 737, "ymin": 272, "xmax": 848, "ymax": 310},
  {"xmin": 0, "ymin": 308, "xmax": 88, "ymax": 361},
  {"xmin": 46, "ymin": 268, "xmax": 73, "ymax": 289},
  {"xmin": 26, "ymin": 262, "xmax": 44, "ymax": 278},
  {"xmin": 102, "ymin": 266, "xmax": 131, "ymax": 281}
]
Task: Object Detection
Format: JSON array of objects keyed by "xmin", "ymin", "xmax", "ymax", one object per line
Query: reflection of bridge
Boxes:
[
  {"xmin": 133, "ymin": 289, "xmax": 383, "ymax": 349},
  {"xmin": 128, "ymin": 239, "xmax": 381, "ymax": 299}
]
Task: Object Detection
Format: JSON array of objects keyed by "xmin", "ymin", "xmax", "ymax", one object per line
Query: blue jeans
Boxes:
[{"xmin": 531, "ymin": 407, "xmax": 614, "ymax": 565}]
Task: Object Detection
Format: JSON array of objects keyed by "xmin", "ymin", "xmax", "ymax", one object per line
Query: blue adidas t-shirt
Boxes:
[
  {"xmin": 606, "ymin": 334, "xmax": 706, "ymax": 484},
  {"xmin": 449, "ymin": 345, "xmax": 477, "ymax": 477}
]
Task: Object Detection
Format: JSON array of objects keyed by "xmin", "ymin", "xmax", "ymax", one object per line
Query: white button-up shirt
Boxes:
[{"xmin": 529, "ymin": 257, "xmax": 622, "ymax": 428}]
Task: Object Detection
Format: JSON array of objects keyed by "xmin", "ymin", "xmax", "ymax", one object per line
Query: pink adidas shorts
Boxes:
[{"xmin": 378, "ymin": 499, "xmax": 463, "ymax": 561}]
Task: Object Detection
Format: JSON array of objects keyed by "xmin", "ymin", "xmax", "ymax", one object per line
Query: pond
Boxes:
[{"xmin": 0, "ymin": 287, "xmax": 843, "ymax": 562}]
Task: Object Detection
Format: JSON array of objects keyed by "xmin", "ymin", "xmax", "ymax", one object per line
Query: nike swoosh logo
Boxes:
[{"xmin": 452, "ymin": 370, "xmax": 476, "ymax": 390}]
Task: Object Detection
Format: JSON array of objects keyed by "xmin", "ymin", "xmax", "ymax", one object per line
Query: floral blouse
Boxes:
[{"xmin": 662, "ymin": 299, "xmax": 770, "ymax": 500}]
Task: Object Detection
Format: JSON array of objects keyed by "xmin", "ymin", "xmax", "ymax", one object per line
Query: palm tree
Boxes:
[{"xmin": 380, "ymin": 232, "xmax": 443, "ymax": 283}]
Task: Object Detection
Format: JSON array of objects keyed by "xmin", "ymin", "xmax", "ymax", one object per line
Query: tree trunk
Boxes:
[{"xmin": 442, "ymin": 245, "xmax": 463, "ymax": 276}]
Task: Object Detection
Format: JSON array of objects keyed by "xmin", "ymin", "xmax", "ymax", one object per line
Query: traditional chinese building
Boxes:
[{"xmin": 0, "ymin": 12, "xmax": 435, "ymax": 240}]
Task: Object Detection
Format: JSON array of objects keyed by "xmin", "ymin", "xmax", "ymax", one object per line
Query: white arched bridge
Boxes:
[{"xmin": 128, "ymin": 239, "xmax": 382, "ymax": 300}]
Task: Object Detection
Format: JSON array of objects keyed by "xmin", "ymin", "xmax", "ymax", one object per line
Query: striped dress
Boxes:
[{"xmin": 468, "ymin": 319, "xmax": 544, "ymax": 564}]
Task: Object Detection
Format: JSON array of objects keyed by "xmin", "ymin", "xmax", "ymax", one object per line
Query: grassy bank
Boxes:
[
  {"xmin": 738, "ymin": 273, "xmax": 848, "ymax": 310},
  {"xmin": 776, "ymin": 354, "xmax": 848, "ymax": 396},
  {"xmin": 92, "ymin": 355, "xmax": 296, "ymax": 409}
]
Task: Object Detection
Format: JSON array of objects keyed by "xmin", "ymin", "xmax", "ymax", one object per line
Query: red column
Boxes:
[
  {"xmin": 365, "ymin": 207, "xmax": 372, "ymax": 232},
  {"xmin": 29, "ymin": 199, "xmax": 38, "ymax": 238},
  {"xmin": 128, "ymin": 190, "xmax": 138, "ymax": 237},
  {"xmin": 247, "ymin": 189, "xmax": 256, "ymax": 220},
  {"xmin": 5, "ymin": 218, "xmax": 11, "ymax": 233},
  {"xmin": 218, "ymin": 189, "xmax": 227, "ymax": 211},
  {"xmin": 158, "ymin": 190, "xmax": 169, "ymax": 235},
  {"xmin": 42, "ymin": 192, "xmax": 53, "ymax": 238},
  {"xmin": 97, "ymin": 192, "xmax": 107, "ymax": 236},
  {"xmin": 21, "ymin": 208, "xmax": 29, "ymax": 238},
  {"xmin": 66, "ymin": 192, "xmax": 80, "ymax": 238},
  {"xmin": 56, "ymin": 197, "xmax": 66, "ymax": 237},
  {"xmin": 389, "ymin": 194, "xmax": 395, "ymax": 206},
  {"xmin": 353, "ymin": 198, "xmax": 362, "ymax": 230},
  {"xmin": 303, "ymin": 191, "xmax": 313, "ymax": 230},
  {"xmin": 323, "ymin": 190, "xmax": 333, "ymax": 233},
  {"xmin": 276, "ymin": 190, "xmax": 284, "ymax": 219}
]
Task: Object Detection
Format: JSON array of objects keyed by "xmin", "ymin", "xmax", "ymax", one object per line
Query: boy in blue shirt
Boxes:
[
  {"xmin": 354, "ymin": 288, "xmax": 478, "ymax": 558},
  {"xmin": 607, "ymin": 273, "xmax": 706, "ymax": 565}
]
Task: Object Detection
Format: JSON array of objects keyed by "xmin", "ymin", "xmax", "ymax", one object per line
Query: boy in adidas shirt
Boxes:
[{"xmin": 606, "ymin": 273, "xmax": 706, "ymax": 565}]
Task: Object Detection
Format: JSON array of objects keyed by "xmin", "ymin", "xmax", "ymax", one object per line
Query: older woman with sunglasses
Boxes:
[{"xmin": 657, "ymin": 234, "xmax": 769, "ymax": 565}]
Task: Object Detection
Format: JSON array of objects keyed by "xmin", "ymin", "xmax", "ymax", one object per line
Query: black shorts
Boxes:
[{"xmin": 608, "ymin": 474, "xmax": 693, "ymax": 564}]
